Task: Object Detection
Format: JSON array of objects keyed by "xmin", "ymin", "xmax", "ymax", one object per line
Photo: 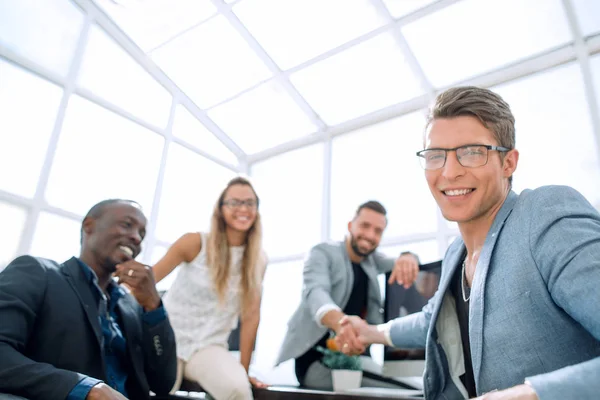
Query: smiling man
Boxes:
[
  {"xmin": 0, "ymin": 199, "xmax": 177, "ymax": 400},
  {"xmin": 336, "ymin": 87, "xmax": 600, "ymax": 400},
  {"xmin": 276, "ymin": 200, "xmax": 421, "ymax": 389}
]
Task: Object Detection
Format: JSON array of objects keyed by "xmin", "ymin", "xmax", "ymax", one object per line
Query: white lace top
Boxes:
[{"xmin": 163, "ymin": 233, "xmax": 262, "ymax": 361}]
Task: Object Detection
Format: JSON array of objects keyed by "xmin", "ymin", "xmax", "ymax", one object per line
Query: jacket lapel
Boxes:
[
  {"xmin": 340, "ymin": 243, "xmax": 355, "ymax": 308},
  {"xmin": 430, "ymin": 244, "xmax": 464, "ymax": 340},
  {"xmin": 117, "ymin": 298, "xmax": 145, "ymax": 386},
  {"xmin": 62, "ymin": 257, "xmax": 103, "ymax": 346},
  {"xmin": 470, "ymin": 191, "xmax": 518, "ymax": 385}
]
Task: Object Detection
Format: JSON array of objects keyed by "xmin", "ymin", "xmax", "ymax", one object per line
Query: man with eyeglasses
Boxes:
[{"xmin": 336, "ymin": 87, "xmax": 600, "ymax": 400}]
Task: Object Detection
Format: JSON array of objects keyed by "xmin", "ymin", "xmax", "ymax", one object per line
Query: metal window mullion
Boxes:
[
  {"xmin": 210, "ymin": 0, "xmax": 326, "ymax": 130},
  {"xmin": 283, "ymin": 0, "xmax": 461, "ymax": 78},
  {"xmin": 16, "ymin": 14, "xmax": 93, "ymax": 256},
  {"xmin": 177, "ymin": 96, "xmax": 246, "ymax": 159},
  {"xmin": 562, "ymin": 0, "xmax": 600, "ymax": 170},
  {"xmin": 0, "ymin": 190, "xmax": 35, "ymax": 209},
  {"xmin": 321, "ymin": 135, "xmax": 333, "ymax": 241},
  {"xmin": 74, "ymin": 87, "xmax": 167, "ymax": 137},
  {"xmin": 146, "ymin": 13, "xmax": 220, "ymax": 54},
  {"xmin": 248, "ymin": 41, "xmax": 582, "ymax": 164},
  {"xmin": 141, "ymin": 97, "xmax": 176, "ymax": 264},
  {"xmin": 71, "ymin": 0, "xmax": 246, "ymax": 160},
  {"xmin": 0, "ymin": 46, "xmax": 67, "ymax": 88},
  {"xmin": 368, "ymin": 0, "xmax": 435, "ymax": 99}
]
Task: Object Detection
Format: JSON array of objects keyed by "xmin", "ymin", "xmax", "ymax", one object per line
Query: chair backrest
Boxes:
[{"xmin": 383, "ymin": 260, "xmax": 441, "ymax": 361}]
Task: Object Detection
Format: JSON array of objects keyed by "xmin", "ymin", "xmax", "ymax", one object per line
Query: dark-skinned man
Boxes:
[{"xmin": 0, "ymin": 199, "xmax": 177, "ymax": 400}]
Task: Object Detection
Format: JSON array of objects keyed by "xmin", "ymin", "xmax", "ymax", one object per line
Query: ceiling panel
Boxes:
[
  {"xmin": 208, "ymin": 80, "xmax": 318, "ymax": 153},
  {"xmin": 402, "ymin": 0, "xmax": 572, "ymax": 87},
  {"xmin": 151, "ymin": 15, "xmax": 272, "ymax": 109},
  {"xmin": 234, "ymin": 0, "xmax": 388, "ymax": 70},
  {"xmin": 94, "ymin": 0, "xmax": 217, "ymax": 52},
  {"xmin": 290, "ymin": 31, "xmax": 425, "ymax": 125},
  {"xmin": 381, "ymin": 0, "xmax": 438, "ymax": 19}
]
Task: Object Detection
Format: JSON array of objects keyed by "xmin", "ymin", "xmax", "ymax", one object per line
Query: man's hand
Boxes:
[
  {"xmin": 388, "ymin": 252, "xmax": 419, "ymax": 288},
  {"xmin": 249, "ymin": 376, "xmax": 269, "ymax": 388},
  {"xmin": 473, "ymin": 384, "xmax": 538, "ymax": 400},
  {"xmin": 87, "ymin": 383, "xmax": 128, "ymax": 400},
  {"xmin": 331, "ymin": 315, "xmax": 366, "ymax": 356},
  {"xmin": 114, "ymin": 260, "xmax": 161, "ymax": 311},
  {"xmin": 335, "ymin": 315, "xmax": 384, "ymax": 354}
]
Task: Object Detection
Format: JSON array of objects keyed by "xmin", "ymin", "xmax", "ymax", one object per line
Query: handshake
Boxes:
[{"xmin": 333, "ymin": 315, "xmax": 390, "ymax": 356}]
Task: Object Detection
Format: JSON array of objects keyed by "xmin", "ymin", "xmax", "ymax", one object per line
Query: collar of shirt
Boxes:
[{"xmin": 76, "ymin": 258, "xmax": 126, "ymax": 307}]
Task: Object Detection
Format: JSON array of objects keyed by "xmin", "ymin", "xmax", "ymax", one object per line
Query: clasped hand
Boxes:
[{"xmin": 334, "ymin": 315, "xmax": 374, "ymax": 355}]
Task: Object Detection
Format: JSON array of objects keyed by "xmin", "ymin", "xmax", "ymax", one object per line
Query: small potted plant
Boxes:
[{"xmin": 317, "ymin": 345, "xmax": 362, "ymax": 391}]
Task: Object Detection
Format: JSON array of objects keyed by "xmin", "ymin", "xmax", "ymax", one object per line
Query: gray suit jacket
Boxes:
[
  {"xmin": 389, "ymin": 186, "xmax": 600, "ymax": 400},
  {"xmin": 276, "ymin": 241, "xmax": 395, "ymax": 365}
]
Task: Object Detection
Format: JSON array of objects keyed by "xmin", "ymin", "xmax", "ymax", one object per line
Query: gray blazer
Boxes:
[
  {"xmin": 389, "ymin": 186, "xmax": 600, "ymax": 400},
  {"xmin": 276, "ymin": 241, "xmax": 395, "ymax": 365}
]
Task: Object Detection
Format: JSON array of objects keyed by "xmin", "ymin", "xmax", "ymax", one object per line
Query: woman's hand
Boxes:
[{"xmin": 249, "ymin": 376, "xmax": 269, "ymax": 388}]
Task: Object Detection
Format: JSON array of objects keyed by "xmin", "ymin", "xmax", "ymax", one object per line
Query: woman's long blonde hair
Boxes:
[{"xmin": 206, "ymin": 177, "xmax": 263, "ymax": 314}]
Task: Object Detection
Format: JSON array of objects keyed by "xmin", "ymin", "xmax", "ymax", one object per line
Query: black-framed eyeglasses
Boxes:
[
  {"xmin": 416, "ymin": 144, "xmax": 510, "ymax": 170},
  {"xmin": 221, "ymin": 199, "xmax": 258, "ymax": 209}
]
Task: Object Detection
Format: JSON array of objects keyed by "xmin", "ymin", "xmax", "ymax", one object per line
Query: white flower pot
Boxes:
[{"xmin": 332, "ymin": 369, "xmax": 362, "ymax": 391}]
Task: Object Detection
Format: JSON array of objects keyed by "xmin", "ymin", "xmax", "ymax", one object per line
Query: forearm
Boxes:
[
  {"xmin": 0, "ymin": 343, "xmax": 86, "ymax": 399},
  {"xmin": 526, "ymin": 357, "xmax": 600, "ymax": 400},
  {"xmin": 320, "ymin": 309, "xmax": 346, "ymax": 333},
  {"xmin": 239, "ymin": 316, "xmax": 260, "ymax": 373}
]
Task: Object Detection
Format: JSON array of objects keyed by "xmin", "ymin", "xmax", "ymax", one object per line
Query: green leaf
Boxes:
[{"xmin": 316, "ymin": 346, "xmax": 362, "ymax": 371}]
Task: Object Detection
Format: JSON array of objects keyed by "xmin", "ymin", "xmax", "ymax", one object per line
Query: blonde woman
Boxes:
[{"xmin": 153, "ymin": 177, "xmax": 268, "ymax": 399}]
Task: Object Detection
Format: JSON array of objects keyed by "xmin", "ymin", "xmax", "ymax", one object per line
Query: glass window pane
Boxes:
[
  {"xmin": 78, "ymin": 26, "xmax": 172, "ymax": 129},
  {"xmin": 0, "ymin": 202, "xmax": 27, "ymax": 271},
  {"xmin": 290, "ymin": 32, "xmax": 424, "ymax": 125},
  {"xmin": 30, "ymin": 212, "xmax": 81, "ymax": 263},
  {"xmin": 45, "ymin": 96, "xmax": 164, "ymax": 216},
  {"xmin": 155, "ymin": 144, "xmax": 236, "ymax": 243},
  {"xmin": 253, "ymin": 260, "xmax": 303, "ymax": 378},
  {"xmin": 208, "ymin": 80, "xmax": 318, "ymax": 153},
  {"xmin": 172, "ymin": 105, "xmax": 238, "ymax": 165},
  {"xmin": 149, "ymin": 244, "xmax": 180, "ymax": 292},
  {"xmin": 0, "ymin": 0, "xmax": 84, "ymax": 77},
  {"xmin": 151, "ymin": 15, "xmax": 272, "ymax": 109},
  {"xmin": 0, "ymin": 61, "xmax": 63, "ymax": 198},
  {"xmin": 251, "ymin": 144, "xmax": 323, "ymax": 258},
  {"xmin": 330, "ymin": 112, "xmax": 438, "ymax": 241},
  {"xmin": 493, "ymin": 61, "xmax": 600, "ymax": 209},
  {"xmin": 234, "ymin": 0, "xmax": 387, "ymax": 70},
  {"xmin": 94, "ymin": 0, "xmax": 217, "ymax": 52},
  {"xmin": 591, "ymin": 54, "xmax": 600, "ymax": 136},
  {"xmin": 402, "ymin": 0, "xmax": 572, "ymax": 87},
  {"xmin": 571, "ymin": 0, "xmax": 600, "ymax": 38},
  {"xmin": 381, "ymin": 0, "xmax": 437, "ymax": 18}
]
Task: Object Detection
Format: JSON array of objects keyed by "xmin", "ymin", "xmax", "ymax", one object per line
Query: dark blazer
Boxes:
[{"xmin": 0, "ymin": 256, "xmax": 177, "ymax": 400}]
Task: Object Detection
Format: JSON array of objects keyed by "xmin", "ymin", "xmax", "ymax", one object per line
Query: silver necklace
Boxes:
[{"xmin": 461, "ymin": 260, "xmax": 471, "ymax": 302}]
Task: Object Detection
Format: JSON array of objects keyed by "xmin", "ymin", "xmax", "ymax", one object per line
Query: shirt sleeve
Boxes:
[
  {"xmin": 142, "ymin": 302, "xmax": 167, "ymax": 326},
  {"xmin": 66, "ymin": 376, "xmax": 102, "ymax": 400}
]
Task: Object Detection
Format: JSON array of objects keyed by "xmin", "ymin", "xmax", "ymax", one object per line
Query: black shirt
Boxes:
[
  {"xmin": 449, "ymin": 259, "xmax": 477, "ymax": 397},
  {"xmin": 295, "ymin": 262, "xmax": 369, "ymax": 385}
]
